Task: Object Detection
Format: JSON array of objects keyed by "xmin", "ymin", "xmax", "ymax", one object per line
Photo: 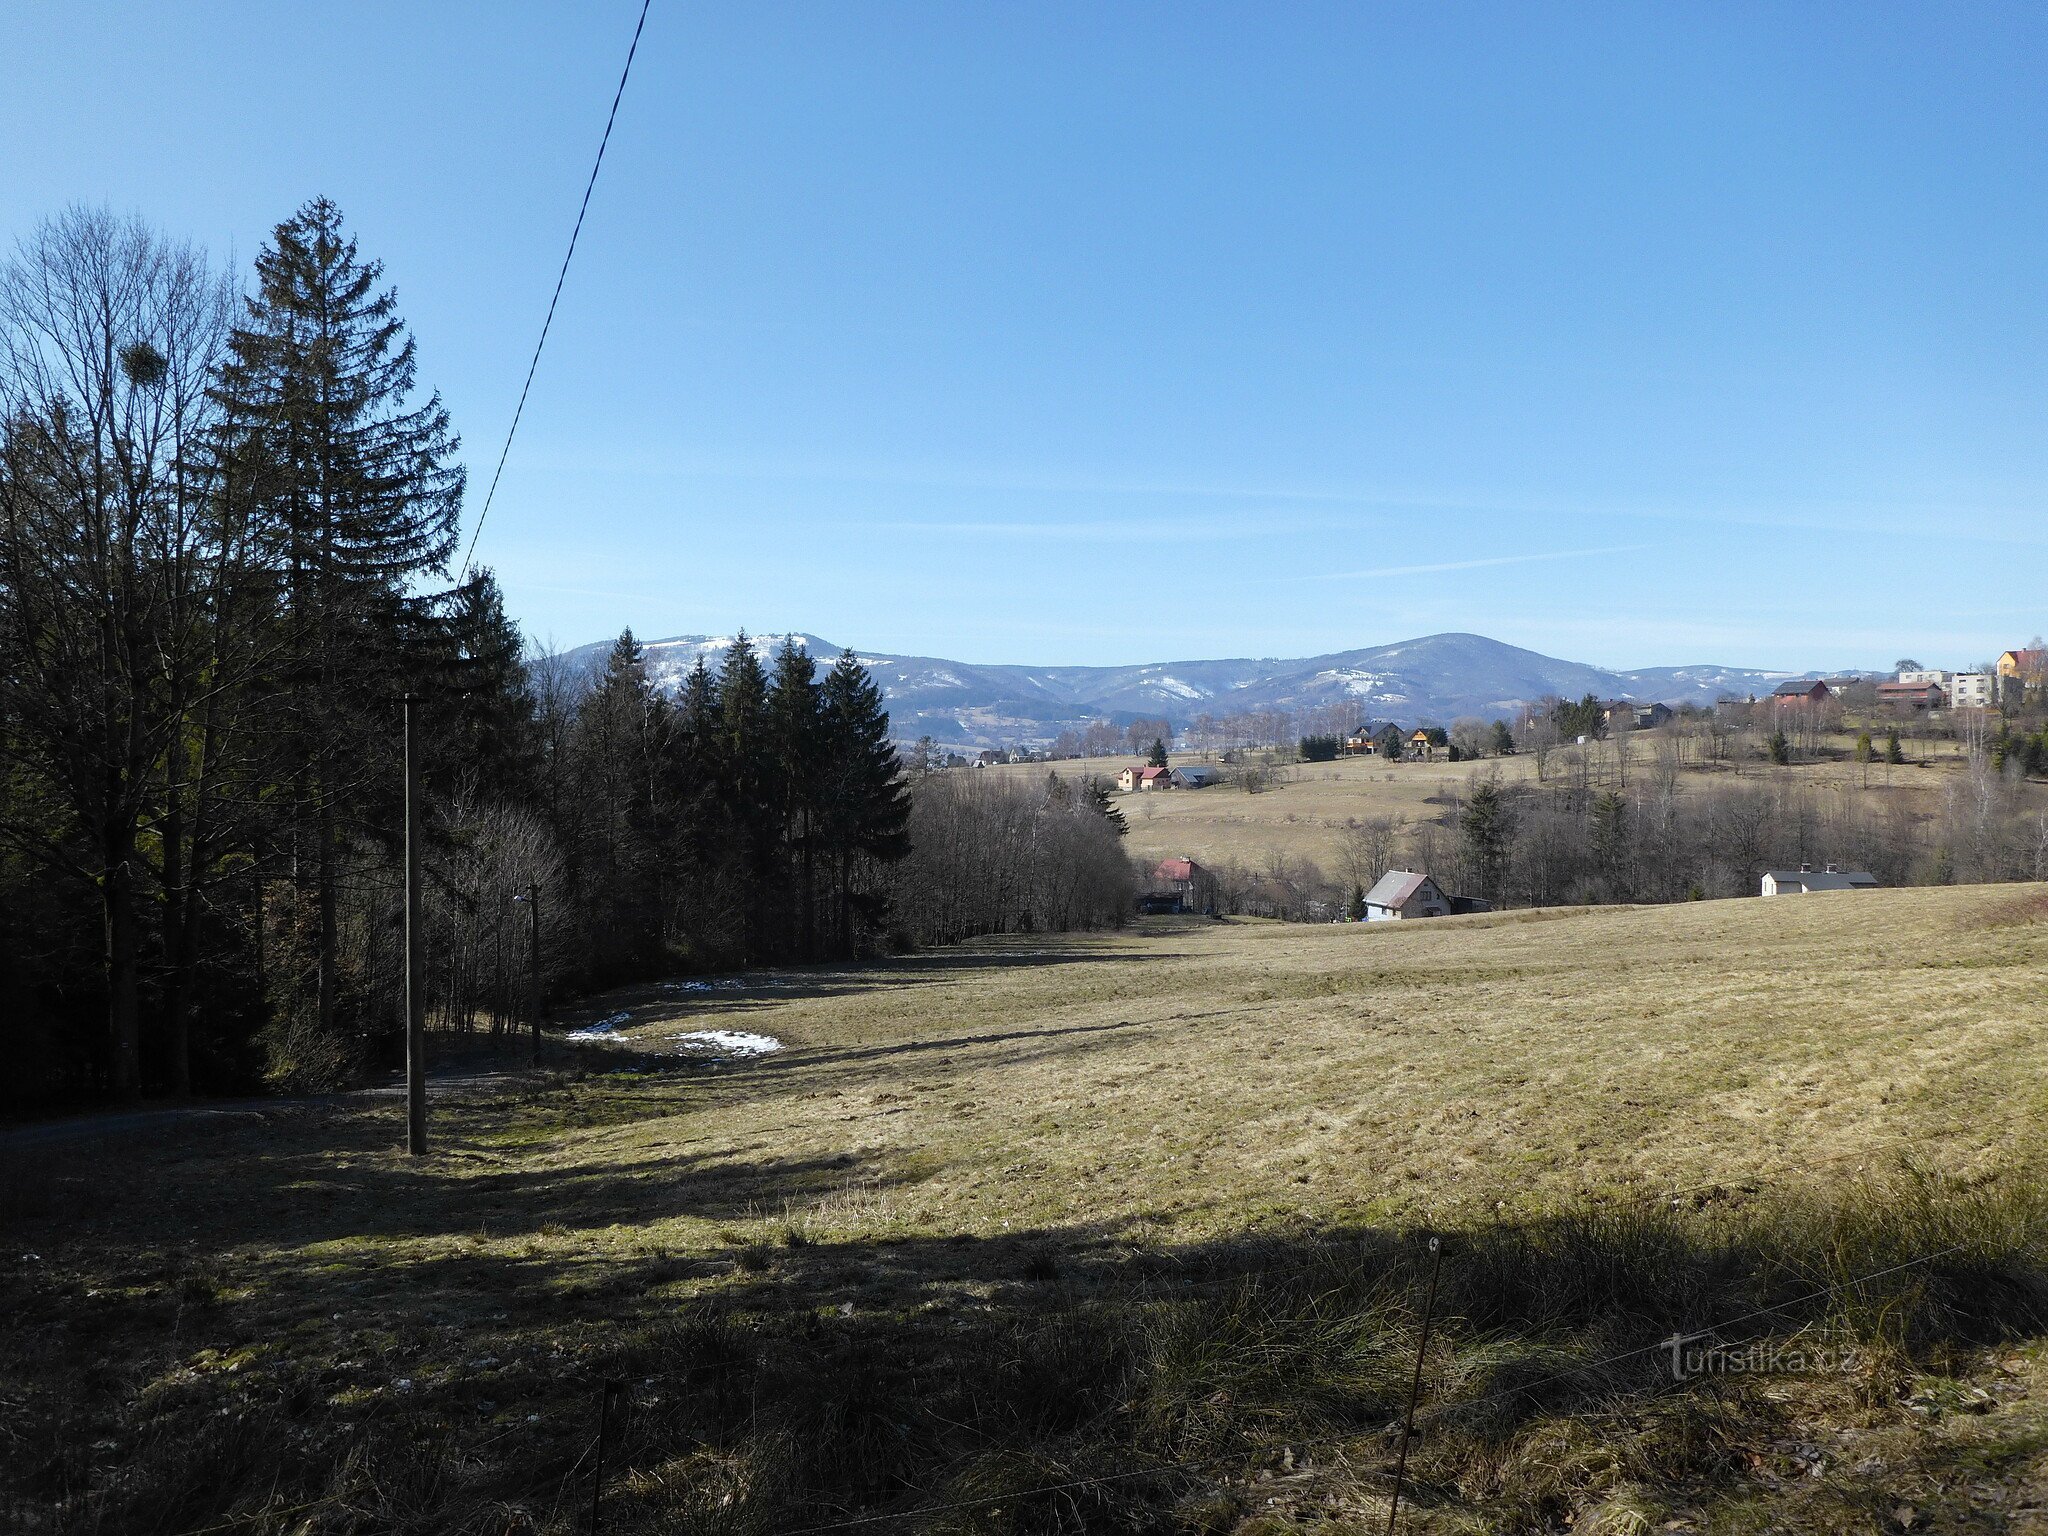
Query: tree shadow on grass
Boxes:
[
  {"xmin": 556, "ymin": 1008, "xmax": 1164, "ymax": 1108},
  {"xmin": 10, "ymin": 1109, "xmax": 2048, "ymax": 1535},
  {"xmin": 772, "ymin": 1017, "xmax": 1156, "ymax": 1074},
  {"xmin": 559, "ymin": 929, "xmax": 1186, "ymax": 1032}
]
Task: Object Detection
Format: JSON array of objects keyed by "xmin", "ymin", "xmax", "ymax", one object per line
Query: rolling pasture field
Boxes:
[
  {"xmin": 980, "ymin": 741, "xmax": 1998, "ymax": 874},
  {"xmin": 8, "ymin": 886, "xmax": 2048, "ymax": 1532}
]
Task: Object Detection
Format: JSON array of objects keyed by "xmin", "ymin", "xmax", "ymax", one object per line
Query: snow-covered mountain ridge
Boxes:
[{"xmin": 560, "ymin": 630, "xmax": 1849, "ymax": 751}]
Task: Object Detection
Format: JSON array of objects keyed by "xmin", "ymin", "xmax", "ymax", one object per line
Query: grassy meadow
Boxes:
[
  {"xmin": 8, "ymin": 885, "xmax": 2048, "ymax": 1532},
  {"xmin": 986, "ymin": 740, "xmax": 2003, "ymax": 873}
]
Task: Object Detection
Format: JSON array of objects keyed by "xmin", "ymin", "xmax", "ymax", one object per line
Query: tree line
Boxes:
[
  {"xmin": 1, "ymin": 202, "xmax": 1112, "ymax": 1108},
  {"xmin": 1, "ymin": 199, "xmax": 497, "ymax": 1104},
  {"xmin": 1195, "ymin": 752, "xmax": 2048, "ymax": 924}
]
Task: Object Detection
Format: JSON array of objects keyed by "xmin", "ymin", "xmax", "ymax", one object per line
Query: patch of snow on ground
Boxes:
[
  {"xmin": 661, "ymin": 978, "xmax": 744, "ymax": 993},
  {"xmin": 566, "ymin": 1010, "xmax": 632, "ymax": 1040},
  {"xmin": 669, "ymin": 1030, "xmax": 782, "ymax": 1059}
]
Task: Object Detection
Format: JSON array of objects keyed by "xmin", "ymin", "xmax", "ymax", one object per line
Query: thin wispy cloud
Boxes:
[
  {"xmin": 875, "ymin": 515, "xmax": 1301, "ymax": 543},
  {"xmin": 526, "ymin": 446, "xmax": 2048, "ymax": 549},
  {"xmin": 1316, "ymin": 544, "xmax": 1653, "ymax": 581}
]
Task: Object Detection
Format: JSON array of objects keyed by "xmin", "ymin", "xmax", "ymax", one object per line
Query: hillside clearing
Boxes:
[{"xmin": 7, "ymin": 885, "xmax": 2048, "ymax": 1532}]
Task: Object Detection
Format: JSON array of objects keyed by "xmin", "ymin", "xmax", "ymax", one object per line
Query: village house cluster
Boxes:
[
  {"xmin": 1103, "ymin": 648, "xmax": 2048, "ymax": 927},
  {"xmin": 1765, "ymin": 649, "xmax": 2044, "ymax": 715},
  {"xmin": 1113, "ymin": 763, "xmax": 1221, "ymax": 792},
  {"xmin": 1341, "ymin": 724, "xmax": 1447, "ymax": 759}
]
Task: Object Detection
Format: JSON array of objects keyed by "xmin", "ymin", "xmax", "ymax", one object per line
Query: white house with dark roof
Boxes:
[
  {"xmin": 1360, "ymin": 868, "xmax": 1494, "ymax": 920},
  {"xmin": 1760, "ymin": 863, "xmax": 1878, "ymax": 896},
  {"xmin": 1363, "ymin": 869, "xmax": 1452, "ymax": 921}
]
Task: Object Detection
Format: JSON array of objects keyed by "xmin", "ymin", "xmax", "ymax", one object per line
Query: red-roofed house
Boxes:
[
  {"xmin": 1999, "ymin": 649, "xmax": 2048, "ymax": 702},
  {"xmin": 1146, "ymin": 856, "xmax": 1216, "ymax": 914},
  {"xmin": 1876, "ymin": 680, "xmax": 1945, "ymax": 712},
  {"xmin": 1115, "ymin": 765, "xmax": 1173, "ymax": 792},
  {"xmin": 1770, "ymin": 680, "xmax": 1833, "ymax": 707}
]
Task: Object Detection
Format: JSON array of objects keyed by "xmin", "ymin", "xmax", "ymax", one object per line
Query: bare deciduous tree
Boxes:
[{"xmin": 0, "ymin": 208, "xmax": 235, "ymax": 1097}]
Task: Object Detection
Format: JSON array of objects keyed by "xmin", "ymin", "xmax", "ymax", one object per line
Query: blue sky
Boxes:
[{"xmin": 7, "ymin": 3, "xmax": 2045, "ymax": 670}]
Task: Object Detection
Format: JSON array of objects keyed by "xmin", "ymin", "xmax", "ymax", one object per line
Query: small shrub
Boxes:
[
  {"xmin": 257, "ymin": 1014, "xmax": 360, "ymax": 1093},
  {"xmin": 1977, "ymin": 887, "xmax": 2048, "ymax": 928}
]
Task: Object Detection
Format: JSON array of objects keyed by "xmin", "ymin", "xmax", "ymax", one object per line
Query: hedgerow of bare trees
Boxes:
[{"xmin": 889, "ymin": 770, "xmax": 1134, "ymax": 942}]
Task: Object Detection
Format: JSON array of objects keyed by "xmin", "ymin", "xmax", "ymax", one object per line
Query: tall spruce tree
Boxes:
[
  {"xmin": 767, "ymin": 637, "xmax": 823, "ymax": 957},
  {"xmin": 211, "ymin": 197, "xmax": 464, "ymax": 1048},
  {"xmin": 1084, "ymin": 776, "xmax": 1128, "ymax": 837},
  {"xmin": 817, "ymin": 651, "xmax": 910, "ymax": 955},
  {"xmin": 716, "ymin": 634, "xmax": 774, "ymax": 960},
  {"xmin": 567, "ymin": 631, "xmax": 664, "ymax": 978},
  {"xmin": 1590, "ymin": 789, "xmax": 1630, "ymax": 896},
  {"xmin": 437, "ymin": 569, "xmax": 538, "ymax": 804},
  {"xmin": 1459, "ymin": 778, "xmax": 1512, "ymax": 905},
  {"xmin": 669, "ymin": 654, "xmax": 740, "ymax": 963}
]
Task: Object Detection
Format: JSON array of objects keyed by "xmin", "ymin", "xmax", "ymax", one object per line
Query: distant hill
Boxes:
[{"xmin": 559, "ymin": 630, "xmax": 1841, "ymax": 750}]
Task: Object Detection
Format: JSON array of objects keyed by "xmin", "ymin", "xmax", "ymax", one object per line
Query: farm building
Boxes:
[
  {"xmin": 1760, "ymin": 864, "xmax": 1878, "ymax": 896},
  {"xmin": 1875, "ymin": 680, "xmax": 1946, "ymax": 712},
  {"xmin": 1171, "ymin": 764, "xmax": 1221, "ymax": 789},
  {"xmin": 1147, "ymin": 856, "xmax": 1216, "ymax": 914},
  {"xmin": 1362, "ymin": 868, "xmax": 1491, "ymax": 921},
  {"xmin": 1115, "ymin": 765, "xmax": 1173, "ymax": 792},
  {"xmin": 1340, "ymin": 721, "xmax": 1397, "ymax": 755},
  {"xmin": 1603, "ymin": 701, "xmax": 1673, "ymax": 730},
  {"xmin": 1770, "ymin": 680, "xmax": 1833, "ymax": 707}
]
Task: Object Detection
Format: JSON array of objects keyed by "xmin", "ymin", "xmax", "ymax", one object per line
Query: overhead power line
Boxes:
[{"xmin": 458, "ymin": 0, "xmax": 654, "ymax": 583}]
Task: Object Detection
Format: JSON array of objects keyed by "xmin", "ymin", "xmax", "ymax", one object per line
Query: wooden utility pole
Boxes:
[
  {"xmin": 404, "ymin": 694, "xmax": 427, "ymax": 1155},
  {"xmin": 522, "ymin": 881, "xmax": 542, "ymax": 1066}
]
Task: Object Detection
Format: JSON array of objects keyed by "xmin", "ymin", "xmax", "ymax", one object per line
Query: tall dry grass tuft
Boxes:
[
  {"xmin": 13, "ymin": 1174, "xmax": 2047, "ymax": 1533},
  {"xmin": 1973, "ymin": 884, "xmax": 2048, "ymax": 928},
  {"xmin": 566, "ymin": 1180, "xmax": 2048, "ymax": 1532}
]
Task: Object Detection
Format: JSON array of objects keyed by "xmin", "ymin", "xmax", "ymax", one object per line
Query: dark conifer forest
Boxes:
[{"xmin": 0, "ymin": 201, "xmax": 1129, "ymax": 1107}]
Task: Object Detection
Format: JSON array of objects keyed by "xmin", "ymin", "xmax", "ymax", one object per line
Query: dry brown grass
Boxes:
[
  {"xmin": 548, "ymin": 884, "xmax": 2048, "ymax": 1233},
  {"xmin": 981, "ymin": 745, "xmax": 1998, "ymax": 871},
  {"xmin": 1977, "ymin": 885, "xmax": 2048, "ymax": 930},
  {"xmin": 8, "ymin": 884, "xmax": 2048, "ymax": 1532}
]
